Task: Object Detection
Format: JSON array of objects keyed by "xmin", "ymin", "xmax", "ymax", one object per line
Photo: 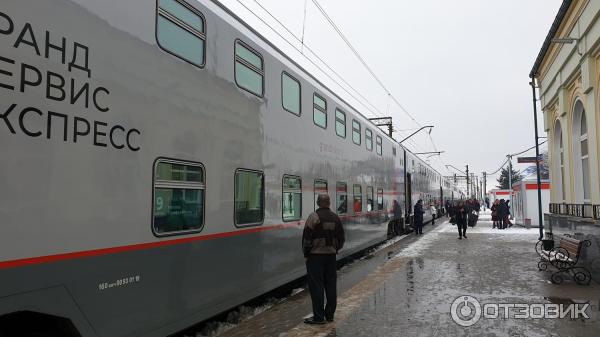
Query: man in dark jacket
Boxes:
[
  {"xmin": 302, "ymin": 194, "xmax": 345, "ymax": 324},
  {"xmin": 414, "ymin": 200, "xmax": 425, "ymax": 235},
  {"xmin": 456, "ymin": 200, "xmax": 468, "ymax": 239},
  {"xmin": 498, "ymin": 199, "xmax": 507, "ymax": 229}
]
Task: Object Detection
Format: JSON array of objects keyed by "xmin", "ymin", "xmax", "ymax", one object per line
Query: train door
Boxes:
[
  {"xmin": 439, "ymin": 186, "xmax": 443, "ymax": 214},
  {"xmin": 406, "ymin": 173, "xmax": 412, "ymax": 224}
]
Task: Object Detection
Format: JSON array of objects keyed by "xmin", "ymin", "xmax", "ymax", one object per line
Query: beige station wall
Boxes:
[{"xmin": 538, "ymin": 0, "xmax": 600, "ymax": 205}]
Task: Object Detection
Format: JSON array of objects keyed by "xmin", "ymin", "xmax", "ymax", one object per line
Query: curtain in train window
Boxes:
[
  {"xmin": 314, "ymin": 179, "xmax": 328, "ymax": 210},
  {"xmin": 313, "ymin": 94, "xmax": 327, "ymax": 129},
  {"xmin": 156, "ymin": 0, "xmax": 205, "ymax": 67},
  {"xmin": 353, "ymin": 184, "xmax": 362, "ymax": 213},
  {"xmin": 235, "ymin": 170, "xmax": 265, "ymax": 226},
  {"xmin": 366, "ymin": 129, "xmax": 373, "ymax": 151},
  {"xmin": 376, "ymin": 136, "xmax": 382, "ymax": 155},
  {"xmin": 235, "ymin": 40, "xmax": 264, "ymax": 96},
  {"xmin": 282, "ymin": 72, "xmax": 301, "ymax": 115},
  {"xmin": 377, "ymin": 188, "xmax": 384, "ymax": 210},
  {"xmin": 283, "ymin": 175, "xmax": 302, "ymax": 221},
  {"xmin": 335, "ymin": 109, "xmax": 346, "ymax": 138},
  {"xmin": 153, "ymin": 159, "xmax": 205, "ymax": 235},
  {"xmin": 367, "ymin": 186, "xmax": 374, "ymax": 211},
  {"xmin": 336, "ymin": 182, "xmax": 348, "ymax": 215},
  {"xmin": 352, "ymin": 120, "xmax": 361, "ymax": 145}
]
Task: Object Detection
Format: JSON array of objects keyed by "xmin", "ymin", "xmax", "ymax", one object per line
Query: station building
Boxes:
[{"xmin": 531, "ymin": 0, "xmax": 600, "ymax": 224}]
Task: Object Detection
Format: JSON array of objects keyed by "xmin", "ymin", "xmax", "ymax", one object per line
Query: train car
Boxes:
[
  {"xmin": 403, "ymin": 150, "xmax": 441, "ymax": 224},
  {"xmin": 0, "ymin": 0, "xmax": 412, "ymax": 336}
]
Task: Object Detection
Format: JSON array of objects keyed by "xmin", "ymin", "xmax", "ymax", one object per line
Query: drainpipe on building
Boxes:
[{"xmin": 529, "ymin": 78, "xmax": 545, "ymax": 240}]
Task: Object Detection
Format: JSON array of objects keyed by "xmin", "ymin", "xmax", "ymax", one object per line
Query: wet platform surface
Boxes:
[{"xmin": 203, "ymin": 211, "xmax": 600, "ymax": 337}]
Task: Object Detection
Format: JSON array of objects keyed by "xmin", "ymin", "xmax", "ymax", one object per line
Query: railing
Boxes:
[{"xmin": 549, "ymin": 203, "xmax": 599, "ymax": 219}]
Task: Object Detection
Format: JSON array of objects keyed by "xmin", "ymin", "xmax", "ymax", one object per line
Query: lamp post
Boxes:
[{"xmin": 398, "ymin": 125, "xmax": 434, "ymax": 144}]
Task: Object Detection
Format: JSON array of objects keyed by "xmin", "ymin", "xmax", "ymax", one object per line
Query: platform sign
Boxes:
[{"xmin": 517, "ymin": 156, "xmax": 540, "ymax": 163}]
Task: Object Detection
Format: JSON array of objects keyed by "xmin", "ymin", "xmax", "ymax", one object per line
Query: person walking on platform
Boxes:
[
  {"xmin": 302, "ymin": 194, "xmax": 345, "ymax": 325},
  {"xmin": 430, "ymin": 203, "xmax": 437, "ymax": 225},
  {"xmin": 414, "ymin": 200, "xmax": 425, "ymax": 235},
  {"xmin": 456, "ymin": 201, "xmax": 468, "ymax": 239},
  {"xmin": 445, "ymin": 200, "xmax": 451, "ymax": 218}
]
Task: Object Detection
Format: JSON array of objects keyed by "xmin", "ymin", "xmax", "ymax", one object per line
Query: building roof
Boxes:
[{"xmin": 529, "ymin": 0, "xmax": 573, "ymax": 78}]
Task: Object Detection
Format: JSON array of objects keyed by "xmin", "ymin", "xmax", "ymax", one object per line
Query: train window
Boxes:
[
  {"xmin": 313, "ymin": 94, "xmax": 327, "ymax": 129},
  {"xmin": 314, "ymin": 179, "xmax": 328, "ymax": 210},
  {"xmin": 352, "ymin": 120, "xmax": 361, "ymax": 145},
  {"xmin": 336, "ymin": 182, "xmax": 348, "ymax": 215},
  {"xmin": 335, "ymin": 109, "xmax": 346, "ymax": 138},
  {"xmin": 366, "ymin": 186, "xmax": 374, "ymax": 211},
  {"xmin": 235, "ymin": 169, "xmax": 265, "ymax": 226},
  {"xmin": 235, "ymin": 40, "xmax": 264, "ymax": 97},
  {"xmin": 282, "ymin": 72, "xmax": 301, "ymax": 115},
  {"xmin": 353, "ymin": 184, "xmax": 362, "ymax": 213},
  {"xmin": 393, "ymin": 147, "xmax": 396, "ymax": 156},
  {"xmin": 156, "ymin": 0, "xmax": 206, "ymax": 67},
  {"xmin": 282, "ymin": 175, "xmax": 302, "ymax": 221},
  {"xmin": 153, "ymin": 159, "xmax": 205, "ymax": 235},
  {"xmin": 377, "ymin": 188, "xmax": 384, "ymax": 210},
  {"xmin": 365, "ymin": 129, "xmax": 373, "ymax": 151},
  {"xmin": 376, "ymin": 136, "xmax": 382, "ymax": 155}
]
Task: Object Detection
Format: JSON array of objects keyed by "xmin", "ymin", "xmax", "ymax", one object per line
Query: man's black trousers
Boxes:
[
  {"xmin": 306, "ymin": 254, "xmax": 337, "ymax": 321},
  {"xmin": 457, "ymin": 223, "xmax": 467, "ymax": 237}
]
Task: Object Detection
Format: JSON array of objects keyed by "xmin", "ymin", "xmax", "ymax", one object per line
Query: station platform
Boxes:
[{"xmin": 192, "ymin": 211, "xmax": 600, "ymax": 337}]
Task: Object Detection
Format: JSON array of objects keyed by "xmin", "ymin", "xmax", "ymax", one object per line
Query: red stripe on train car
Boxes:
[
  {"xmin": 0, "ymin": 223, "xmax": 298, "ymax": 270},
  {"xmin": 0, "ymin": 212, "xmax": 389, "ymax": 270}
]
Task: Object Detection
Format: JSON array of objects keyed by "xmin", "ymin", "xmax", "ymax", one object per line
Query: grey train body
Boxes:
[{"xmin": 0, "ymin": 1, "xmax": 459, "ymax": 336}]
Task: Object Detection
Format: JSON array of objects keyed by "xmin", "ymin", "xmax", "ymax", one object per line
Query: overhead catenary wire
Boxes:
[
  {"xmin": 310, "ymin": 0, "xmax": 423, "ymax": 127},
  {"xmin": 248, "ymin": 0, "xmax": 385, "ymax": 118},
  {"xmin": 510, "ymin": 140, "xmax": 548, "ymax": 157},
  {"xmin": 484, "ymin": 140, "xmax": 549, "ymax": 176},
  {"xmin": 235, "ymin": 0, "xmax": 444, "ymax": 161}
]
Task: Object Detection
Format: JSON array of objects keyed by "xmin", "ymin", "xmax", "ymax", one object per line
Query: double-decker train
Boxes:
[{"xmin": 0, "ymin": 1, "xmax": 463, "ymax": 336}]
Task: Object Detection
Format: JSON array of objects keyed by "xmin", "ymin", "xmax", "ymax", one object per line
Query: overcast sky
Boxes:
[{"xmin": 220, "ymin": 0, "xmax": 562, "ymax": 187}]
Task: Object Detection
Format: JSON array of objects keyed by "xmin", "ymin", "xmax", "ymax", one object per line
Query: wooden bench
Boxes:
[{"xmin": 536, "ymin": 235, "xmax": 592, "ymax": 285}]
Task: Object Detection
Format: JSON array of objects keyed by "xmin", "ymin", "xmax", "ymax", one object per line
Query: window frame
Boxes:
[
  {"xmin": 352, "ymin": 119, "xmax": 361, "ymax": 145},
  {"xmin": 155, "ymin": 0, "xmax": 206, "ymax": 68},
  {"xmin": 377, "ymin": 188, "xmax": 384, "ymax": 211},
  {"xmin": 234, "ymin": 168, "xmax": 265, "ymax": 227},
  {"xmin": 282, "ymin": 174, "xmax": 302, "ymax": 222},
  {"xmin": 353, "ymin": 184, "xmax": 362, "ymax": 214},
  {"xmin": 313, "ymin": 93, "xmax": 328, "ymax": 129},
  {"xmin": 335, "ymin": 108, "xmax": 346, "ymax": 138},
  {"xmin": 314, "ymin": 179, "xmax": 328, "ymax": 210},
  {"xmin": 336, "ymin": 181, "xmax": 348, "ymax": 215},
  {"xmin": 366, "ymin": 186, "xmax": 374, "ymax": 212},
  {"xmin": 281, "ymin": 71, "xmax": 301, "ymax": 116},
  {"xmin": 376, "ymin": 135, "xmax": 382, "ymax": 155},
  {"xmin": 234, "ymin": 39, "xmax": 265, "ymax": 97},
  {"xmin": 365, "ymin": 128, "xmax": 373, "ymax": 151},
  {"xmin": 151, "ymin": 157, "xmax": 206, "ymax": 237}
]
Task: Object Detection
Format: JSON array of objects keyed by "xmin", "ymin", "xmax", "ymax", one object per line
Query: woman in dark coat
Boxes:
[
  {"xmin": 455, "ymin": 201, "xmax": 468, "ymax": 239},
  {"xmin": 491, "ymin": 199, "xmax": 499, "ymax": 229}
]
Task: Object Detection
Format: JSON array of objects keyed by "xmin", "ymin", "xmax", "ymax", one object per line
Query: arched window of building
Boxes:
[
  {"xmin": 553, "ymin": 120, "xmax": 565, "ymax": 202},
  {"xmin": 572, "ymin": 100, "xmax": 590, "ymax": 203}
]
